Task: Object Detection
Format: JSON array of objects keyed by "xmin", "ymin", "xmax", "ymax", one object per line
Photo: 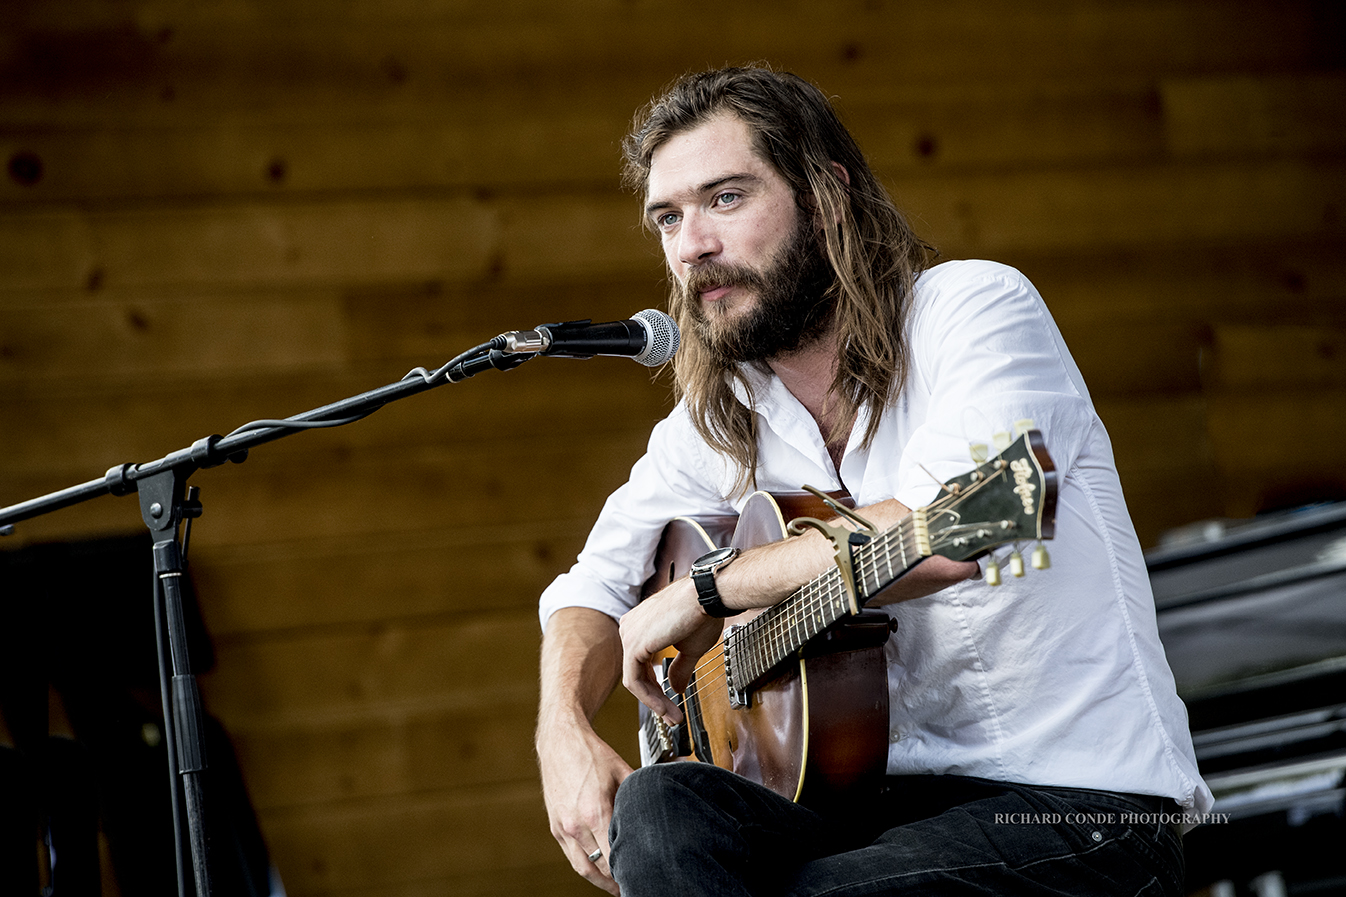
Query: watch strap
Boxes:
[
  {"xmin": 693, "ymin": 569, "xmax": 734, "ymax": 617},
  {"xmin": 691, "ymin": 548, "xmax": 739, "ymax": 618}
]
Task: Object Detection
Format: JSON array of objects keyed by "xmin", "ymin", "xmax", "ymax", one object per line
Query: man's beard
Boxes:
[{"xmin": 679, "ymin": 219, "xmax": 837, "ymax": 366}]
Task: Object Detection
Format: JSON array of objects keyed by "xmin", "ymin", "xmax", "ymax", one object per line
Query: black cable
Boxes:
[
  {"xmin": 401, "ymin": 337, "xmax": 506, "ymax": 386},
  {"xmin": 225, "ymin": 414, "xmax": 372, "ymax": 438},
  {"xmin": 222, "ymin": 336, "xmax": 508, "ymax": 439}
]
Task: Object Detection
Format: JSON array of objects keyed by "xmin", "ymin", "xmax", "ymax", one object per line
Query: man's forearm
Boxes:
[
  {"xmin": 710, "ymin": 498, "xmax": 978, "ymax": 614},
  {"xmin": 537, "ymin": 606, "xmax": 623, "ymax": 739}
]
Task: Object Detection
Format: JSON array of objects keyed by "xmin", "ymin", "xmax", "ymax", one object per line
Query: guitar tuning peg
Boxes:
[
  {"xmin": 1008, "ymin": 549, "xmax": 1025, "ymax": 578},
  {"xmin": 1014, "ymin": 418, "xmax": 1036, "ymax": 437},
  {"xmin": 985, "ymin": 555, "xmax": 1002, "ymax": 587},
  {"xmin": 993, "ymin": 431, "xmax": 1011, "ymax": 451},
  {"xmin": 970, "ymin": 442, "xmax": 988, "ymax": 463},
  {"xmin": 1031, "ymin": 543, "xmax": 1051, "ymax": 570}
]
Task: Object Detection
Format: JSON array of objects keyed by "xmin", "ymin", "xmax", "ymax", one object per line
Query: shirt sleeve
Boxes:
[
  {"xmin": 537, "ymin": 403, "xmax": 738, "ymax": 631},
  {"xmin": 890, "ymin": 260, "xmax": 1100, "ymax": 512}
]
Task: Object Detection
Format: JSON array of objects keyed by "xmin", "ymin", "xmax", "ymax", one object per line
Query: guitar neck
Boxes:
[
  {"xmin": 853, "ymin": 517, "xmax": 933, "ymax": 598},
  {"xmin": 727, "ymin": 513, "xmax": 928, "ymax": 697}
]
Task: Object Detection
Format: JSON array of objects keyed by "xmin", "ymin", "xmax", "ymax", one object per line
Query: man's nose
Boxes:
[{"xmin": 677, "ymin": 212, "xmax": 721, "ymax": 266}]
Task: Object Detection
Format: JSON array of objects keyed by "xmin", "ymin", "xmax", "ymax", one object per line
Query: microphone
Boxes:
[{"xmin": 498, "ymin": 309, "xmax": 680, "ymax": 367}]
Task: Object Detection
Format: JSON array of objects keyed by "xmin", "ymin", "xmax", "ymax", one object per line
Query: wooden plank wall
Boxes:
[{"xmin": 1, "ymin": 2, "xmax": 1343, "ymax": 894}]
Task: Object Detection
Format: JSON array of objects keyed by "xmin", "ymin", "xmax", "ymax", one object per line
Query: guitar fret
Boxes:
[
  {"xmin": 775, "ymin": 611, "xmax": 786, "ymax": 668},
  {"xmin": 884, "ymin": 527, "xmax": 896, "ymax": 582},
  {"xmin": 752, "ymin": 625, "xmax": 762, "ymax": 684},
  {"xmin": 871, "ymin": 533, "xmax": 885, "ymax": 590},
  {"xmin": 856, "ymin": 541, "xmax": 874, "ymax": 597}
]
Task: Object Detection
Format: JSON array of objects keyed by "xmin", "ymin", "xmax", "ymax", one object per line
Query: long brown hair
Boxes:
[{"xmin": 623, "ymin": 66, "xmax": 931, "ymax": 493}]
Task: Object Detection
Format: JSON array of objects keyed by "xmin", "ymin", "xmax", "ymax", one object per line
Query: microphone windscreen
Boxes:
[{"xmin": 631, "ymin": 309, "xmax": 680, "ymax": 366}]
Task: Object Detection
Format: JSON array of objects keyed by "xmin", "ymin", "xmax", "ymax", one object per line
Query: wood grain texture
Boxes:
[
  {"xmin": 1, "ymin": 2, "xmax": 1342, "ymax": 893},
  {"xmin": 0, "ymin": 197, "xmax": 500, "ymax": 292},
  {"xmin": 4, "ymin": 162, "xmax": 1342, "ymax": 293}
]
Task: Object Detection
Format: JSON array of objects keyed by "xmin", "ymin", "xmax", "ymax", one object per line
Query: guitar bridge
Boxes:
[
  {"xmin": 639, "ymin": 656, "xmax": 695, "ymax": 764},
  {"xmin": 638, "ymin": 705, "xmax": 675, "ymax": 766}
]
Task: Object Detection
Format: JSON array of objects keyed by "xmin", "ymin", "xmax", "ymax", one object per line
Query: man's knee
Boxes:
[
  {"xmin": 610, "ymin": 766, "xmax": 711, "ymax": 888},
  {"xmin": 615, "ymin": 763, "xmax": 713, "ymax": 828}
]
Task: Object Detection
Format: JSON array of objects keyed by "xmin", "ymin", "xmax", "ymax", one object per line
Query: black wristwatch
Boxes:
[{"xmin": 690, "ymin": 546, "xmax": 741, "ymax": 618}]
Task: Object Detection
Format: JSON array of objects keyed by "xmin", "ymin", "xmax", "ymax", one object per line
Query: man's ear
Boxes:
[{"xmin": 826, "ymin": 162, "xmax": 851, "ymax": 226}]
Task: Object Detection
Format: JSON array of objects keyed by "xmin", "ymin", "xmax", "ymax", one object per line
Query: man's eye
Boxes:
[
  {"xmin": 716, "ymin": 192, "xmax": 739, "ymax": 206},
  {"xmin": 656, "ymin": 213, "xmax": 679, "ymax": 228}
]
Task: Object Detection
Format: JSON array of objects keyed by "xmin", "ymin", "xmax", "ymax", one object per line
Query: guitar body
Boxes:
[
  {"xmin": 639, "ymin": 490, "xmax": 892, "ymax": 806},
  {"xmin": 694, "ymin": 608, "xmax": 891, "ymax": 805}
]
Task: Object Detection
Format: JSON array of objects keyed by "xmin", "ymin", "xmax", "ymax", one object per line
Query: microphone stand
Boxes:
[{"xmin": 0, "ymin": 343, "xmax": 531, "ymax": 897}]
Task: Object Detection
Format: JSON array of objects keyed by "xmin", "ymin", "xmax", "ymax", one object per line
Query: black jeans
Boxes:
[{"xmin": 610, "ymin": 764, "xmax": 1184, "ymax": 896}]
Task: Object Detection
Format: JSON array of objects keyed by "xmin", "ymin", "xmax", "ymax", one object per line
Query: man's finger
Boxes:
[
  {"xmin": 624, "ymin": 664, "xmax": 672, "ymax": 718},
  {"xmin": 567, "ymin": 839, "xmax": 620, "ymax": 895}
]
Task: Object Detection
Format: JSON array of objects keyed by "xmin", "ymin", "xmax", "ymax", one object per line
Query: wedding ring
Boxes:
[{"xmin": 587, "ymin": 848, "xmax": 603, "ymax": 863}]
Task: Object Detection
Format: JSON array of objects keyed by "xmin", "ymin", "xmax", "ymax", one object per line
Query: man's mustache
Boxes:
[{"xmin": 683, "ymin": 262, "xmax": 766, "ymax": 301}]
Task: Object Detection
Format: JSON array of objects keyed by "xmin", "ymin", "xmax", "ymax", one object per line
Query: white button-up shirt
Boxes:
[{"xmin": 540, "ymin": 259, "xmax": 1213, "ymax": 811}]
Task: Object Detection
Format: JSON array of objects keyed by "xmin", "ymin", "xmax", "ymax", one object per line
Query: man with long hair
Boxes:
[{"xmin": 536, "ymin": 66, "xmax": 1209, "ymax": 896}]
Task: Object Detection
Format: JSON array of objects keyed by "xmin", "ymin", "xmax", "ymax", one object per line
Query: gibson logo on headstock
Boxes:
[{"xmin": 1009, "ymin": 457, "xmax": 1037, "ymax": 514}]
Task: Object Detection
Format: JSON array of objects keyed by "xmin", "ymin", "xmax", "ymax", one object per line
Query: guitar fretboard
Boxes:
[{"xmin": 726, "ymin": 515, "xmax": 928, "ymax": 693}]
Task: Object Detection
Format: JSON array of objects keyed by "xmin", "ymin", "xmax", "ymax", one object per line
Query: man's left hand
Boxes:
[{"xmin": 619, "ymin": 579, "xmax": 723, "ymax": 725}]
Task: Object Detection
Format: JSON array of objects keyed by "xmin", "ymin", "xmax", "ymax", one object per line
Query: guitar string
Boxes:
[
  {"xmin": 734, "ymin": 551, "xmax": 855, "ymax": 681},
  {"xmin": 681, "ymin": 571, "xmax": 844, "ymax": 705},
  {"xmin": 686, "ymin": 551, "xmax": 843, "ymax": 682},
  {"xmin": 681, "ymin": 554, "xmax": 887, "ymax": 709},
  {"xmin": 675, "ymin": 523, "xmax": 932, "ymax": 709}
]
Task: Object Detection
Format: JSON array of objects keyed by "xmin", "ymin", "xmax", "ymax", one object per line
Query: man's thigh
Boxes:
[
  {"xmin": 785, "ymin": 780, "xmax": 1185, "ymax": 897},
  {"xmin": 611, "ymin": 763, "xmax": 840, "ymax": 896}
]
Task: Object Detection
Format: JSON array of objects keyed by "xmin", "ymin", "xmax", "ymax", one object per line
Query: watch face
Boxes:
[{"xmin": 693, "ymin": 546, "xmax": 738, "ymax": 572}]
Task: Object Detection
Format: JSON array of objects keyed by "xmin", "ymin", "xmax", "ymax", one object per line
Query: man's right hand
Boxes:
[
  {"xmin": 538, "ymin": 716, "xmax": 632, "ymax": 894},
  {"xmin": 536, "ymin": 607, "xmax": 631, "ymax": 894}
]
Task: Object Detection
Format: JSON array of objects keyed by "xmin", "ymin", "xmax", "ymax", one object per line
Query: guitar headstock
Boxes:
[{"xmin": 924, "ymin": 429, "xmax": 1057, "ymax": 565}]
